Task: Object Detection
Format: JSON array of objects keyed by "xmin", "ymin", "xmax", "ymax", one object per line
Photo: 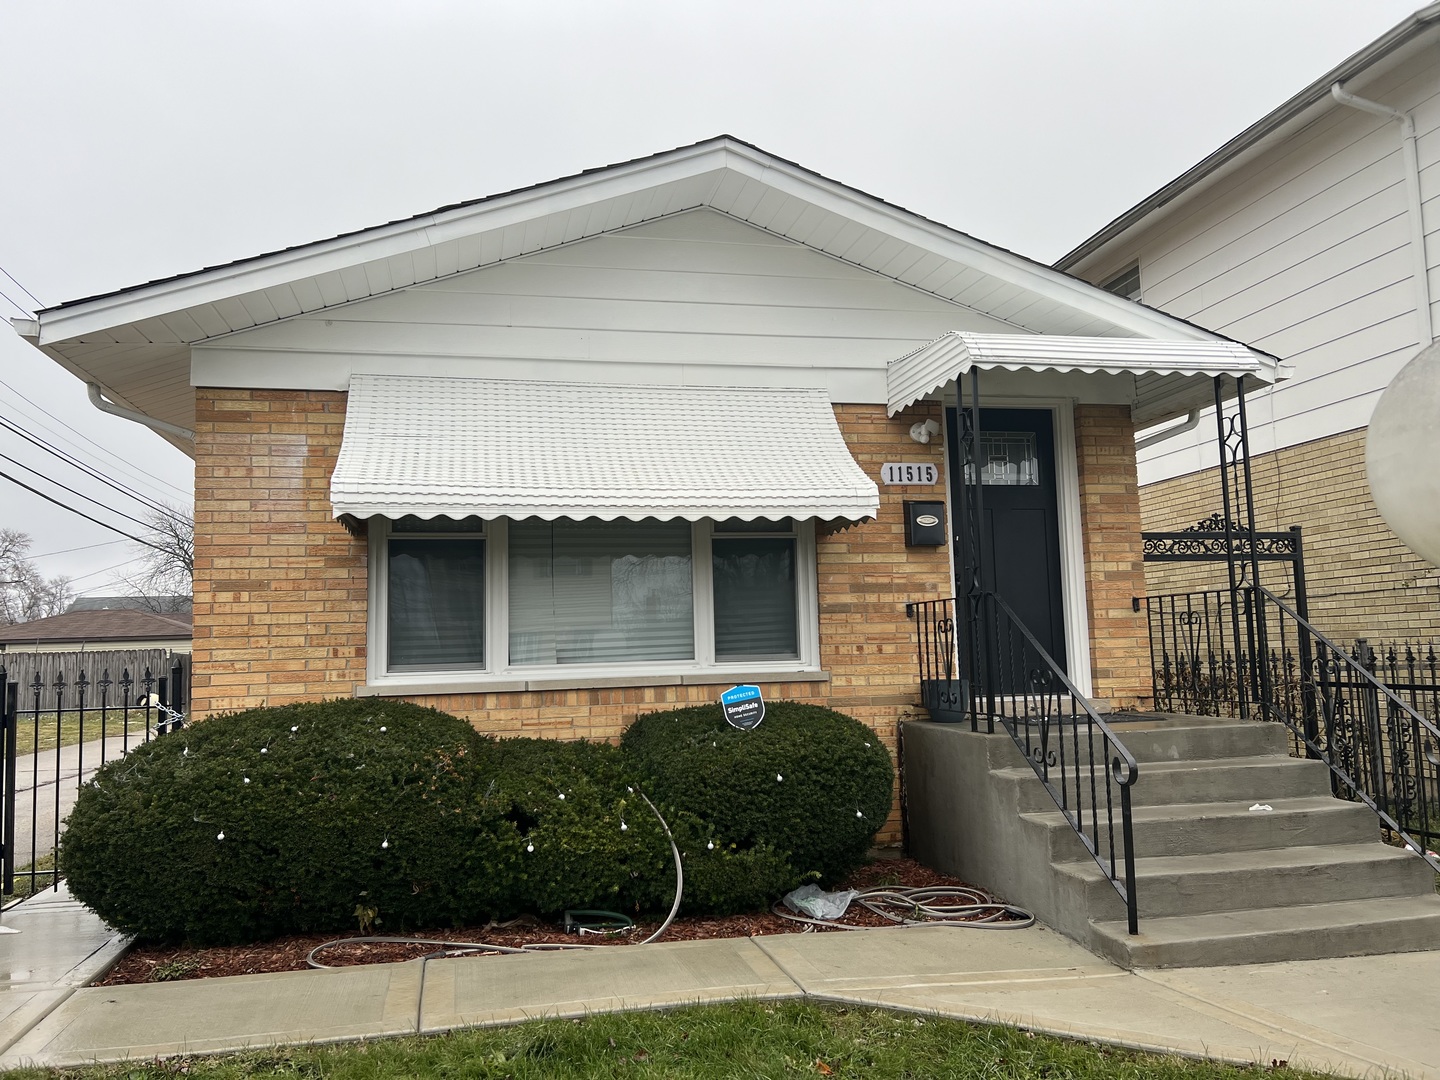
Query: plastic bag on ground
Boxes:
[{"xmin": 783, "ymin": 884, "xmax": 858, "ymax": 920}]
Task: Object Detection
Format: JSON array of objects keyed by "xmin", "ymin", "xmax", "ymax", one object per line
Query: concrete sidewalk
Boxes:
[{"xmin": 0, "ymin": 892, "xmax": 1436, "ymax": 1078}]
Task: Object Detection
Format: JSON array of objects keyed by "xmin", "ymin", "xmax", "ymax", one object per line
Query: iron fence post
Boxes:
[
  {"xmin": 1290, "ymin": 526, "xmax": 1320, "ymax": 757},
  {"xmin": 1, "ymin": 678, "xmax": 13, "ymax": 896}
]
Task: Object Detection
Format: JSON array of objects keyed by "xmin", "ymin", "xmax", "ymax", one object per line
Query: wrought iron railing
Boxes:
[
  {"xmin": 0, "ymin": 659, "xmax": 188, "ymax": 897},
  {"xmin": 1145, "ymin": 584, "xmax": 1440, "ymax": 863},
  {"xmin": 908, "ymin": 593, "xmax": 1139, "ymax": 933},
  {"xmin": 1250, "ymin": 586, "xmax": 1440, "ymax": 868}
]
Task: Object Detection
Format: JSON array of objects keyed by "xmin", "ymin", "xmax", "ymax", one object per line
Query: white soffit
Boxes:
[
  {"xmin": 886, "ymin": 331, "xmax": 1275, "ymax": 417},
  {"xmin": 330, "ymin": 375, "xmax": 880, "ymax": 523}
]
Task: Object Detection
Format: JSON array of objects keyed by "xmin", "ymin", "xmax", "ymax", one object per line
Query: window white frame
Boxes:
[{"xmin": 365, "ymin": 516, "xmax": 821, "ymax": 692}]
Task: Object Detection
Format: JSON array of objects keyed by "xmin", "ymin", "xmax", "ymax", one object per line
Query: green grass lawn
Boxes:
[
  {"xmin": 0, "ymin": 1000, "xmax": 1337, "ymax": 1079},
  {"xmin": 10, "ymin": 712, "xmax": 152, "ymax": 757}
]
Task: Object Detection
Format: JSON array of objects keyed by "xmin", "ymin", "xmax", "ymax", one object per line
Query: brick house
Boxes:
[
  {"xmin": 12, "ymin": 138, "xmax": 1277, "ymax": 839},
  {"xmin": 1056, "ymin": 4, "xmax": 1440, "ymax": 642}
]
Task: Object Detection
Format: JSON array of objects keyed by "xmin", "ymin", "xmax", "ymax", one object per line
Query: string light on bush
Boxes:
[
  {"xmin": 243, "ymin": 777, "xmax": 250, "ymax": 785},
  {"xmin": 381, "ymin": 836, "xmax": 389, "ymax": 850},
  {"xmin": 620, "ymin": 820, "xmax": 628, "ymax": 832},
  {"xmin": 776, "ymin": 773, "xmax": 783, "ymax": 782},
  {"xmin": 526, "ymin": 842, "xmax": 535, "ymax": 853},
  {"xmin": 217, "ymin": 830, "xmax": 225, "ymax": 841},
  {"xmin": 706, "ymin": 840, "xmax": 714, "ymax": 850}
]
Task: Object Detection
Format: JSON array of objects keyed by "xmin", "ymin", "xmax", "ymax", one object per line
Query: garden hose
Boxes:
[
  {"xmin": 771, "ymin": 884, "xmax": 1035, "ymax": 931},
  {"xmin": 307, "ymin": 788, "xmax": 685, "ymax": 969}
]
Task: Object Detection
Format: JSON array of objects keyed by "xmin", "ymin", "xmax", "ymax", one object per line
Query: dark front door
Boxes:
[{"xmin": 947, "ymin": 406, "xmax": 1067, "ymax": 673}]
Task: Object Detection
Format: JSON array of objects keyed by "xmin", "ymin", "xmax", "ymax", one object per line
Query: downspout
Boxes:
[
  {"xmin": 87, "ymin": 383, "xmax": 195, "ymax": 442},
  {"xmin": 1331, "ymin": 81, "xmax": 1434, "ymax": 346},
  {"xmin": 1134, "ymin": 409, "xmax": 1200, "ymax": 452}
]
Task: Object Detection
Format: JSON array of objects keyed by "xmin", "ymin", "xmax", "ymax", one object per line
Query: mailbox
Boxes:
[{"xmin": 904, "ymin": 501, "xmax": 947, "ymax": 546}]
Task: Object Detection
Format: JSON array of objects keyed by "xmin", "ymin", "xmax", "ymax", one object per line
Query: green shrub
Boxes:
[
  {"xmin": 476, "ymin": 737, "xmax": 798, "ymax": 917},
  {"xmin": 60, "ymin": 699, "xmax": 521, "ymax": 944},
  {"xmin": 620, "ymin": 701, "xmax": 894, "ymax": 885},
  {"xmin": 475, "ymin": 737, "xmax": 672, "ymax": 917}
]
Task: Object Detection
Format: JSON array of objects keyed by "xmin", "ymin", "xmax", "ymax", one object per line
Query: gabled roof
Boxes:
[
  {"xmin": 1056, "ymin": 3, "xmax": 1440, "ymax": 273},
  {"xmin": 0, "ymin": 608, "xmax": 192, "ymax": 646},
  {"xmin": 15, "ymin": 135, "xmax": 1277, "ymax": 449}
]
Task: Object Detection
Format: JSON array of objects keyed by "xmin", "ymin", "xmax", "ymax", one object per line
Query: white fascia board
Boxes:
[
  {"xmin": 719, "ymin": 145, "xmax": 1236, "ymax": 347},
  {"xmin": 37, "ymin": 143, "xmax": 736, "ymax": 348}
]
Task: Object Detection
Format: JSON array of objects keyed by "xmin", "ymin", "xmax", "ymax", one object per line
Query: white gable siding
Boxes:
[
  {"xmin": 192, "ymin": 209, "xmax": 1024, "ymax": 404},
  {"xmin": 1085, "ymin": 48, "xmax": 1440, "ymax": 484}
]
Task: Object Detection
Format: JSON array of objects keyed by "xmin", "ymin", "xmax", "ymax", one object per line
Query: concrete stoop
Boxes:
[{"xmin": 901, "ymin": 713, "xmax": 1440, "ymax": 969}]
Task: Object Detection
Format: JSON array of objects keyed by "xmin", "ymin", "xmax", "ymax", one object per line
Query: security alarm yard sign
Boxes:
[
  {"xmin": 721, "ymin": 684, "xmax": 765, "ymax": 730},
  {"xmin": 880, "ymin": 462, "xmax": 939, "ymax": 485}
]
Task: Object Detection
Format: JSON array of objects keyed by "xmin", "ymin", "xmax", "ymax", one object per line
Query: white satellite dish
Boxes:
[{"xmin": 1367, "ymin": 340, "xmax": 1440, "ymax": 567}]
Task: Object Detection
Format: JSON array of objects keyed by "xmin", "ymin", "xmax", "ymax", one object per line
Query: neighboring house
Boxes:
[
  {"xmin": 0, "ymin": 609, "xmax": 192, "ymax": 654},
  {"xmin": 9, "ymin": 136, "xmax": 1274, "ymax": 807},
  {"xmin": 68, "ymin": 595, "xmax": 192, "ymax": 614},
  {"xmin": 1056, "ymin": 4, "xmax": 1440, "ymax": 642}
]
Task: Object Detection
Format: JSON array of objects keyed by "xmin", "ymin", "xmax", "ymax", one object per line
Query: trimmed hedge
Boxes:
[
  {"xmin": 620, "ymin": 701, "xmax": 894, "ymax": 884},
  {"xmin": 475, "ymin": 736, "xmax": 798, "ymax": 917},
  {"xmin": 60, "ymin": 699, "xmax": 520, "ymax": 944},
  {"xmin": 61, "ymin": 698, "xmax": 891, "ymax": 943}
]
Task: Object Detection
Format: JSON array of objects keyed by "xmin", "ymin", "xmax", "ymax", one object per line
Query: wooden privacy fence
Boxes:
[{"xmin": 0, "ymin": 649, "xmax": 186, "ymax": 699}]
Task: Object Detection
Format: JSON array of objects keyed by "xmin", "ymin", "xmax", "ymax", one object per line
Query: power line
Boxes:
[
  {"xmin": 29, "ymin": 539, "xmax": 128, "ymax": 560},
  {"xmin": 0, "ymin": 288, "xmax": 31, "ymax": 318},
  {"xmin": 0, "ymin": 376, "xmax": 190, "ymax": 504},
  {"xmin": 0, "ymin": 265, "xmax": 42, "ymax": 310},
  {"xmin": 0, "ymin": 414, "xmax": 184, "ymax": 524},
  {"xmin": 66, "ymin": 557, "xmax": 143, "ymax": 586},
  {"xmin": 0, "ymin": 470, "xmax": 169, "ymax": 554},
  {"xmin": 0, "ymin": 449, "xmax": 159, "ymax": 531}
]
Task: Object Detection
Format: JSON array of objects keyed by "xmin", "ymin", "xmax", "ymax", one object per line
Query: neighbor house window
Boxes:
[
  {"xmin": 1101, "ymin": 263, "xmax": 1142, "ymax": 301},
  {"xmin": 369, "ymin": 516, "xmax": 816, "ymax": 684}
]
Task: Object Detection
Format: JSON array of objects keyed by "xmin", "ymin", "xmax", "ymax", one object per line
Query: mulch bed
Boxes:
[{"xmin": 99, "ymin": 858, "xmax": 1014, "ymax": 985}]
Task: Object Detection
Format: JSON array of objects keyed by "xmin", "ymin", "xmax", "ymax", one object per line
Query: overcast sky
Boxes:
[{"xmin": 0, "ymin": 0, "xmax": 1424, "ymax": 595}]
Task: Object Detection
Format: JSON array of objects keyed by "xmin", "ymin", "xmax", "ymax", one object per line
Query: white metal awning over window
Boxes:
[
  {"xmin": 330, "ymin": 374, "xmax": 880, "ymax": 524},
  {"xmin": 886, "ymin": 331, "xmax": 1279, "ymax": 421}
]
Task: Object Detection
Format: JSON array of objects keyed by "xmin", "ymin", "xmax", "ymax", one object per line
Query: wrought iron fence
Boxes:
[
  {"xmin": 1144, "ymin": 586, "xmax": 1440, "ymax": 863},
  {"xmin": 908, "ymin": 593, "xmax": 1139, "ymax": 933},
  {"xmin": 0, "ymin": 656, "xmax": 188, "ymax": 897}
]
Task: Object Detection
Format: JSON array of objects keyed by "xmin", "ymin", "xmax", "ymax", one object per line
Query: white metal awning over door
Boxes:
[
  {"xmin": 886, "ymin": 331, "xmax": 1278, "ymax": 423},
  {"xmin": 330, "ymin": 374, "xmax": 880, "ymax": 524}
]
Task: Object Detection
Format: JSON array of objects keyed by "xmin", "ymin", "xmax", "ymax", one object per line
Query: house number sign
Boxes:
[{"xmin": 880, "ymin": 462, "xmax": 939, "ymax": 485}]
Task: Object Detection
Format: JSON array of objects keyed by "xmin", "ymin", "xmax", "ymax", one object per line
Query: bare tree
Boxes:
[
  {"xmin": 0, "ymin": 530, "xmax": 73, "ymax": 625},
  {"xmin": 119, "ymin": 505, "xmax": 194, "ymax": 613}
]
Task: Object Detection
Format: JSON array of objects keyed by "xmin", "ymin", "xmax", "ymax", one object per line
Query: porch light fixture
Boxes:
[{"xmin": 909, "ymin": 419, "xmax": 940, "ymax": 444}]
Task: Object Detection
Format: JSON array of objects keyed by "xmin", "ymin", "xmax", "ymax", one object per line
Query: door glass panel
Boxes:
[{"xmin": 964, "ymin": 431, "xmax": 1039, "ymax": 486}]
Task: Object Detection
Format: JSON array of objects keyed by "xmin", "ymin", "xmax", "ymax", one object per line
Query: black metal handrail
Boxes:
[
  {"xmin": 1252, "ymin": 585, "xmax": 1440, "ymax": 871},
  {"xmin": 908, "ymin": 593, "xmax": 1140, "ymax": 934}
]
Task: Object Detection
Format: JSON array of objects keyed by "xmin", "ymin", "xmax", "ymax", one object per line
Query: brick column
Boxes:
[
  {"xmin": 1074, "ymin": 404, "xmax": 1151, "ymax": 709},
  {"xmin": 191, "ymin": 388, "xmax": 367, "ymax": 716}
]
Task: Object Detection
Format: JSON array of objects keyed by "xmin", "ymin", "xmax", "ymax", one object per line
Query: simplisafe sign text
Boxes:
[{"xmin": 720, "ymin": 684, "xmax": 765, "ymax": 730}]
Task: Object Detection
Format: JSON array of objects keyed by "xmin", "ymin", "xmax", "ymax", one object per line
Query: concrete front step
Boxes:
[
  {"xmin": 1022, "ymin": 796, "xmax": 1379, "ymax": 860},
  {"xmin": 1102, "ymin": 714, "xmax": 1292, "ymax": 763},
  {"xmin": 1089, "ymin": 894, "xmax": 1440, "ymax": 968},
  {"xmin": 1057, "ymin": 843, "xmax": 1437, "ymax": 919},
  {"xmin": 993, "ymin": 754, "xmax": 1332, "ymax": 813}
]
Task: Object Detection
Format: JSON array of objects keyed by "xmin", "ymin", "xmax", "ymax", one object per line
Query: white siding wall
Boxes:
[
  {"xmin": 193, "ymin": 210, "xmax": 1022, "ymax": 404},
  {"xmin": 1084, "ymin": 48, "xmax": 1440, "ymax": 484}
]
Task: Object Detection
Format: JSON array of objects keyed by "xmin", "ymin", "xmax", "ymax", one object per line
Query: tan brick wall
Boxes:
[
  {"xmin": 191, "ymin": 389, "xmax": 368, "ymax": 715},
  {"xmin": 1140, "ymin": 428, "xmax": 1440, "ymax": 643},
  {"xmin": 1074, "ymin": 405, "xmax": 1151, "ymax": 708},
  {"xmin": 192, "ymin": 390, "xmax": 951, "ymax": 843}
]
